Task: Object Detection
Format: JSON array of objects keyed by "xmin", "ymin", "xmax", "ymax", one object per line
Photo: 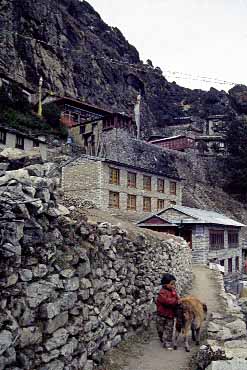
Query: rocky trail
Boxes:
[{"xmin": 103, "ymin": 266, "xmax": 221, "ymax": 370}]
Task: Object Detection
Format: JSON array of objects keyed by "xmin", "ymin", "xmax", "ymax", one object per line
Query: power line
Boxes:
[{"xmin": 0, "ymin": 29, "xmax": 242, "ymax": 87}]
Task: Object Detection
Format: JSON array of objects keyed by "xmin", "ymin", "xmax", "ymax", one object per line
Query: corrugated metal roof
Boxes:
[
  {"xmin": 149, "ymin": 135, "xmax": 185, "ymax": 143},
  {"xmin": 158, "ymin": 205, "xmax": 246, "ymax": 227},
  {"xmin": 137, "ymin": 214, "xmax": 177, "ymax": 226}
]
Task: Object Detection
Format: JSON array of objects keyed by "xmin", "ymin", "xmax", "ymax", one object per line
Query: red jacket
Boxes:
[{"xmin": 156, "ymin": 287, "xmax": 179, "ymax": 318}]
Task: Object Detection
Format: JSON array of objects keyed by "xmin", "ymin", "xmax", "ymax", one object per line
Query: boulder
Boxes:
[
  {"xmin": 206, "ymin": 359, "xmax": 247, "ymax": 370},
  {"xmin": 0, "ymin": 148, "xmax": 42, "ymax": 170}
]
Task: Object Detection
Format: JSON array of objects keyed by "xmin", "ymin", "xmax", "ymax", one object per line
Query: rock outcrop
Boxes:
[
  {"xmin": 0, "ymin": 148, "xmax": 192, "ymax": 369},
  {"xmin": 0, "ymin": 0, "xmax": 245, "ymax": 138},
  {"xmin": 196, "ymin": 272, "xmax": 247, "ymax": 369}
]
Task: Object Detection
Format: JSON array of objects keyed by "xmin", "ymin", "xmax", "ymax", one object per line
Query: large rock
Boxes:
[
  {"xmin": 0, "ymin": 148, "xmax": 42, "ymax": 170},
  {"xmin": 206, "ymin": 359, "xmax": 247, "ymax": 369},
  {"xmin": 45, "ymin": 329, "xmax": 69, "ymax": 351},
  {"xmin": 26, "ymin": 282, "xmax": 54, "ymax": 308},
  {"xmin": 19, "ymin": 327, "xmax": 42, "ymax": 348},
  {"xmin": 0, "ymin": 330, "xmax": 12, "ymax": 355}
]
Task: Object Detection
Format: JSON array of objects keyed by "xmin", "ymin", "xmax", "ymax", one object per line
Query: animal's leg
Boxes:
[
  {"xmin": 195, "ymin": 327, "xmax": 201, "ymax": 345},
  {"xmin": 173, "ymin": 328, "xmax": 180, "ymax": 350},
  {"xmin": 183, "ymin": 323, "xmax": 191, "ymax": 352},
  {"xmin": 184, "ymin": 334, "xmax": 190, "ymax": 352},
  {"xmin": 191, "ymin": 322, "xmax": 196, "ymax": 342}
]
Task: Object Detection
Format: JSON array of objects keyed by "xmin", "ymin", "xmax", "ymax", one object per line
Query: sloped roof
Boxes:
[
  {"xmin": 137, "ymin": 214, "xmax": 177, "ymax": 227},
  {"xmin": 158, "ymin": 205, "xmax": 245, "ymax": 227}
]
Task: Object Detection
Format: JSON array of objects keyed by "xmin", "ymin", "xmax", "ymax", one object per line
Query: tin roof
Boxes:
[
  {"xmin": 158, "ymin": 205, "xmax": 245, "ymax": 227},
  {"xmin": 137, "ymin": 214, "xmax": 178, "ymax": 227},
  {"xmin": 149, "ymin": 135, "xmax": 194, "ymax": 144}
]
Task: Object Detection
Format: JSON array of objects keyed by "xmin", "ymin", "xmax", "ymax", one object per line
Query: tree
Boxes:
[{"xmin": 42, "ymin": 103, "xmax": 61, "ymax": 127}]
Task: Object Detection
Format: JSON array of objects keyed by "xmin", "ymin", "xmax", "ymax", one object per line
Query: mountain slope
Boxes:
[{"xmin": 0, "ymin": 0, "xmax": 244, "ymax": 138}]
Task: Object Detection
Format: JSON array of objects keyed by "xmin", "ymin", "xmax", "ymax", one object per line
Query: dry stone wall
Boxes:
[
  {"xmin": 196, "ymin": 271, "xmax": 247, "ymax": 369},
  {"xmin": 0, "ymin": 149, "xmax": 192, "ymax": 370}
]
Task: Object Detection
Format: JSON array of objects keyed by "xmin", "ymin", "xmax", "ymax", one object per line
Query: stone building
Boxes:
[
  {"xmin": 148, "ymin": 134, "xmax": 195, "ymax": 152},
  {"xmin": 62, "ymin": 155, "xmax": 181, "ymax": 217},
  {"xmin": 42, "ymin": 95, "xmax": 136, "ymax": 156},
  {"xmin": 0, "ymin": 125, "xmax": 47, "ymax": 160},
  {"xmin": 137, "ymin": 205, "xmax": 245, "ymax": 274},
  {"xmin": 62, "ymin": 126, "xmax": 182, "ymax": 217}
]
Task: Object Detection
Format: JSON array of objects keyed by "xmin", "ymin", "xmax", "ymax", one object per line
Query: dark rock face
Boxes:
[
  {"xmin": 229, "ymin": 85, "xmax": 247, "ymax": 114},
  {"xmin": 0, "ymin": 0, "xmax": 244, "ymax": 138}
]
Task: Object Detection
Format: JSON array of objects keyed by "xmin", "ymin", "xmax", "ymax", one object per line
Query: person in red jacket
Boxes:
[{"xmin": 156, "ymin": 273, "xmax": 180, "ymax": 350}]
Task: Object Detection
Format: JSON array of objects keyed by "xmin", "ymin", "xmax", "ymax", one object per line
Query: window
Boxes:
[
  {"xmin": 157, "ymin": 178, "xmax": 165, "ymax": 193},
  {"xmin": 109, "ymin": 191, "xmax": 119, "ymax": 208},
  {"xmin": 228, "ymin": 258, "xmax": 232, "ymax": 273},
  {"xmin": 15, "ymin": 135, "xmax": 24, "ymax": 150},
  {"xmin": 157, "ymin": 199, "xmax": 164, "ymax": 210},
  {"xmin": 235, "ymin": 256, "xmax": 239, "ymax": 271},
  {"xmin": 143, "ymin": 175, "xmax": 151, "ymax": 191},
  {"xmin": 80, "ymin": 125, "xmax": 85, "ymax": 134},
  {"xmin": 33, "ymin": 141, "xmax": 39, "ymax": 147},
  {"xmin": 220, "ymin": 260, "xmax": 224, "ymax": 267},
  {"xmin": 109, "ymin": 167, "xmax": 120, "ymax": 185},
  {"xmin": 228, "ymin": 229, "xmax": 239, "ymax": 248},
  {"xmin": 170, "ymin": 181, "xmax": 177, "ymax": 195},
  {"xmin": 170, "ymin": 200, "xmax": 176, "ymax": 205},
  {"xmin": 143, "ymin": 197, "xmax": 151, "ymax": 212},
  {"xmin": 0, "ymin": 130, "xmax": 6, "ymax": 144},
  {"xmin": 209, "ymin": 229, "xmax": 224, "ymax": 250},
  {"xmin": 127, "ymin": 194, "xmax": 136, "ymax": 210},
  {"xmin": 127, "ymin": 172, "xmax": 136, "ymax": 188}
]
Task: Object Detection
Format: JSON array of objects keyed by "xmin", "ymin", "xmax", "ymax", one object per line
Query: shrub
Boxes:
[{"xmin": 42, "ymin": 103, "xmax": 61, "ymax": 127}]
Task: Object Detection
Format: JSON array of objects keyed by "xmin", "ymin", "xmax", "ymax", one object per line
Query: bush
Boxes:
[{"xmin": 42, "ymin": 103, "xmax": 61, "ymax": 127}]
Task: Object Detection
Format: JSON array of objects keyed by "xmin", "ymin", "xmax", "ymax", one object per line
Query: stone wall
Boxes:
[
  {"xmin": 196, "ymin": 271, "xmax": 247, "ymax": 369},
  {"xmin": 0, "ymin": 149, "xmax": 192, "ymax": 370}
]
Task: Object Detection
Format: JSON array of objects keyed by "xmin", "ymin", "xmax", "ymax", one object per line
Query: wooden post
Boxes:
[
  {"xmin": 134, "ymin": 94, "xmax": 141, "ymax": 139},
  {"xmin": 37, "ymin": 76, "xmax": 43, "ymax": 117}
]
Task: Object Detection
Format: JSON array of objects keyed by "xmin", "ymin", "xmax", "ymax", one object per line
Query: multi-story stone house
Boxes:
[
  {"xmin": 42, "ymin": 95, "xmax": 136, "ymax": 156},
  {"xmin": 137, "ymin": 205, "xmax": 245, "ymax": 274},
  {"xmin": 62, "ymin": 154, "xmax": 182, "ymax": 217}
]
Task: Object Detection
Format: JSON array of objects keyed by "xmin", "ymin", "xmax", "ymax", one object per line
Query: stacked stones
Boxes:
[
  {"xmin": 0, "ymin": 148, "xmax": 192, "ymax": 370},
  {"xmin": 196, "ymin": 272, "xmax": 247, "ymax": 370}
]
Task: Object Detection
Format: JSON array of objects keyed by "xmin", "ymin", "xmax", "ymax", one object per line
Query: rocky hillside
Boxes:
[{"xmin": 1, "ymin": 0, "xmax": 247, "ymax": 138}]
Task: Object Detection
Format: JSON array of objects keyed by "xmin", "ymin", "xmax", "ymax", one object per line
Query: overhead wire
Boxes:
[{"xmin": 0, "ymin": 29, "xmax": 243, "ymax": 87}]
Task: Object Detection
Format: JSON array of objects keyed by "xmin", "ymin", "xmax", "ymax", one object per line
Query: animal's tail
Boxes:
[{"xmin": 202, "ymin": 303, "xmax": 208, "ymax": 319}]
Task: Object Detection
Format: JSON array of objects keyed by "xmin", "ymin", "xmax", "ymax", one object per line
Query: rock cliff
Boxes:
[{"xmin": 0, "ymin": 0, "xmax": 245, "ymax": 138}]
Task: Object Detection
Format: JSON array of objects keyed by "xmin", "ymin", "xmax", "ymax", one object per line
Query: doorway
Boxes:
[{"xmin": 179, "ymin": 229, "xmax": 192, "ymax": 249}]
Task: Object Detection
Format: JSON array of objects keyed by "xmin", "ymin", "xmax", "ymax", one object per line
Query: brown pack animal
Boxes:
[{"xmin": 173, "ymin": 295, "xmax": 207, "ymax": 352}]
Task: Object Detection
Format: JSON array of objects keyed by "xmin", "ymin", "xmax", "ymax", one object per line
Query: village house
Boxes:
[
  {"xmin": 42, "ymin": 95, "xmax": 136, "ymax": 156},
  {"xmin": 137, "ymin": 205, "xmax": 245, "ymax": 274},
  {"xmin": 148, "ymin": 134, "xmax": 195, "ymax": 152},
  {"xmin": 62, "ymin": 155, "xmax": 181, "ymax": 217},
  {"xmin": 62, "ymin": 128, "xmax": 182, "ymax": 217},
  {"xmin": 0, "ymin": 125, "xmax": 47, "ymax": 160}
]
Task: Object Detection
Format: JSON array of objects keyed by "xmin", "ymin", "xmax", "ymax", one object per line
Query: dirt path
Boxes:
[{"xmin": 104, "ymin": 265, "xmax": 222, "ymax": 370}]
